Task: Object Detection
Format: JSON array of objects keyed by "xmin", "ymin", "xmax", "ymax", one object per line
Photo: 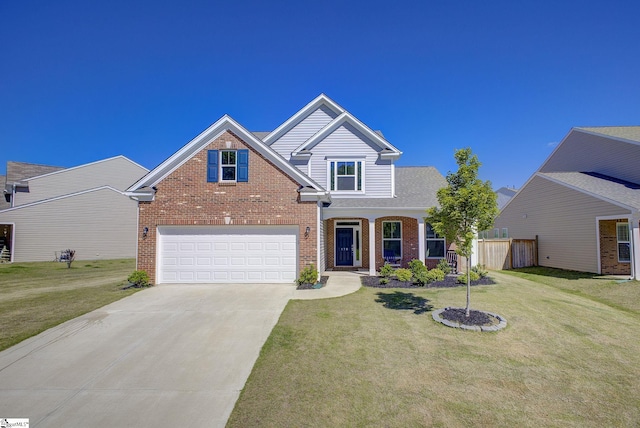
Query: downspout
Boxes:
[
  {"xmin": 11, "ymin": 183, "xmax": 16, "ymax": 208},
  {"xmin": 631, "ymin": 214, "xmax": 640, "ymax": 280}
]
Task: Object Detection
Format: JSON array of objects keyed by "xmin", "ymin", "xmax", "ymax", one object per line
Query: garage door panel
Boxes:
[{"xmin": 158, "ymin": 226, "xmax": 298, "ymax": 284}]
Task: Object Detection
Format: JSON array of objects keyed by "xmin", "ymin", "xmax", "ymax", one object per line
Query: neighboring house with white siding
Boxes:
[
  {"xmin": 0, "ymin": 156, "xmax": 148, "ymax": 262},
  {"xmin": 127, "ymin": 94, "xmax": 452, "ymax": 284},
  {"xmin": 493, "ymin": 126, "xmax": 640, "ymax": 279}
]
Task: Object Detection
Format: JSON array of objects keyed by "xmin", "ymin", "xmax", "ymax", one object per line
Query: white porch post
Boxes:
[
  {"xmin": 632, "ymin": 215, "xmax": 640, "ymax": 280},
  {"xmin": 368, "ymin": 217, "xmax": 376, "ymax": 275},
  {"xmin": 418, "ymin": 217, "xmax": 426, "ymax": 262}
]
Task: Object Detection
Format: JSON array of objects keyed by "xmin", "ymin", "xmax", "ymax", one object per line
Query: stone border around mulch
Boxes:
[{"xmin": 432, "ymin": 307, "xmax": 507, "ymax": 332}]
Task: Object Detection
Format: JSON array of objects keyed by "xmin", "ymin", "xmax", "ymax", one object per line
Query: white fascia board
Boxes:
[
  {"xmin": 537, "ymin": 172, "xmax": 637, "ymax": 212},
  {"xmin": 0, "ymin": 186, "xmax": 124, "ymax": 213},
  {"xmin": 292, "ymin": 112, "xmax": 402, "ymax": 157},
  {"xmin": 25, "ymin": 156, "xmax": 148, "ymax": 182},
  {"xmin": 263, "ymin": 94, "xmax": 345, "ymax": 145},
  {"xmin": 322, "ymin": 206, "xmax": 427, "ymax": 220},
  {"xmin": 126, "ymin": 115, "xmax": 324, "ymax": 192}
]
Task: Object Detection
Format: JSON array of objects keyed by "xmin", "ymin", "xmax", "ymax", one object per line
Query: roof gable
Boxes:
[
  {"xmin": 263, "ymin": 94, "xmax": 345, "ymax": 145},
  {"xmin": 127, "ymin": 115, "xmax": 324, "ymax": 193},
  {"xmin": 291, "ymin": 111, "xmax": 402, "ymax": 158}
]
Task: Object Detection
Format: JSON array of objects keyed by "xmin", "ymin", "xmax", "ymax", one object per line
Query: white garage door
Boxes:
[{"xmin": 157, "ymin": 226, "xmax": 298, "ymax": 284}]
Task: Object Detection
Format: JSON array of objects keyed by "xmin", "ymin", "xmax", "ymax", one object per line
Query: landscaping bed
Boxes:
[{"xmin": 361, "ymin": 274, "xmax": 495, "ymax": 289}]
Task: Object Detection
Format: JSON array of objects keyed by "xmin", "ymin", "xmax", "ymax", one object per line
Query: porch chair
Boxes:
[{"xmin": 446, "ymin": 250, "xmax": 458, "ymax": 273}]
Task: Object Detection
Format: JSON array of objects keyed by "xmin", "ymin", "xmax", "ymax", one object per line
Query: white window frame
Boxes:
[
  {"xmin": 493, "ymin": 228, "xmax": 499, "ymax": 238},
  {"xmin": 382, "ymin": 221, "xmax": 402, "ymax": 264},
  {"xmin": 502, "ymin": 228, "xmax": 508, "ymax": 238},
  {"xmin": 327, "ymin": 159, "xmax": 365, "ymax": 193},
  {"xmin": 220, "ymin": 150, "xmax": 237, "ymax": 182},
  {"xmin": 426, "ymin": 223, "xmax": 446, "ymax": 259},
  {"xmin": 617, "ymin": 222, "xmax": 631, "ymax": 263}
]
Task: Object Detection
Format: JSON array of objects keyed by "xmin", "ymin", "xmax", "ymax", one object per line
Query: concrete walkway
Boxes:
[{"xmin": 0, "ymin": 272, "xmax": 361, "ymax": 427}]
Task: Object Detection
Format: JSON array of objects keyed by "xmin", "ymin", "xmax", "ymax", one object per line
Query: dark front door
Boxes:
[{"xmin": 336, "ymin": 228, "xmax": 353, "ymax": 266}]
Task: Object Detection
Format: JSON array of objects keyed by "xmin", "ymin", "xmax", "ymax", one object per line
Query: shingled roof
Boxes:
[
  {"xmin": 577, "ymin": 126, "xmax": 640, "ymax": 143},
  {"xmin": 6, "ymin": 161, "xmax": 66, "ymax": 184},
  {"xmin": 326, "ymin": 166, "xmax": 445, "ymax": 209}
]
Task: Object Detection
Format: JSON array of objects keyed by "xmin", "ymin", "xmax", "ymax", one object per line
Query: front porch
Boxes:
[{"xmin": 322, "ymin": 215, "xmax": 452, "ymax": 275}]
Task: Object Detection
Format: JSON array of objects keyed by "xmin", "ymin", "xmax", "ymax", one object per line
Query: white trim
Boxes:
[
  {"xmin": 126, "ymin": 115, "xmax": 324, "ymax": 193},
  {"xmin": 382, "ymin": 220, "xmax": 402, "ymax": 264},
  {"xmin": 0, "ymin": 186, "xmax": 125, "ymax": 213},
  {"xmin": 425, "ymin": 222, "xmax": 446, "ymax": 259},
  {"xmin": 291, "ymin": 111, "xmax": 402, "ymax": 157},
  {"xmin": 263, "ymin": 94, "xmax": 345, "ymax": 145},
  {"xmin": 418, "ymin": 218, "xmax": 425, "ymax": 262},
  {"xmin": 595, "ymin": 214, "xmax": 635, "ymax": 276},
  {"xmin": 333, "ymin": 220, "xmax": 362, "ymax": 267},
  {"xmin": 616, "ymin": 221, "xmax": 631, "ymax": 263},
  {"xmin": 317, "ymin": 203, "xmax": 322, "ymax": 272},
  {"xmin": 219, "ymin": 149, "xmax": 238, "ymax": 183},
  {"xmin": 390, "ymin": 163, "xmax": 395, "ymax": 197},
  {"xmin": 368, "ymin": 218, "xmax": 376, "ymax": 275},
  {"xmin": 0, "ymin": 222, "xmax": 15, "ymax": 263},
  {"xmin": 21, "ymin": 156, "xmax": 148, "ymax": 181},
  {"xmin": 327, "ymin": 159, "xmax": 365, "ymax": 194}
]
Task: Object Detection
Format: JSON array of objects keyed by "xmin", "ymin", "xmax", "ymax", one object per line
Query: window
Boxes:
[
  {"xmin": 494, "ymin": 228, "xmax": 499, "ymax": 238},
  {"xmin": 426, "ymin": 223, "xmax": 445, "ymax": 258},
  {"xmin": 329, "ymin": 160, "xmax": 363, "ymax": 192},
  {"xmin": 221, "ymin": 150, "xmax": 236, "ymax": 181},
  {"xmin": 617, "ymin": 222, "xmax": 631, "ymax": 262},
  {"xmin": 502, "ymin": 228, "xmax": 508, "ymax": 238},
  {"xmin": 382, "ymin": 221, "xmax": 402, "ymax": 263},
  {"xmin": 207, "ymin": 149, "xmax": 249, "ymax": 183}
]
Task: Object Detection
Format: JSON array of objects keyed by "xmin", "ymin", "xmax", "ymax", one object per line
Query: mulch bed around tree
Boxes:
[
  {"xmin": 360, "ymin": 275, "xmax": 495, "ymax": 289},
  {"xmin": 296, "ymin": 275, "xmax": 329, "ymax": 290},
  {"xmin": 439, "ymin": 307, "xmax": 497, "ymax": 326}
]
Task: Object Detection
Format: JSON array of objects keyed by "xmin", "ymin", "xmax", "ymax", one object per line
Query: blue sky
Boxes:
[{"xmin": 1, "ymin": 0, "xmax": 638, "ymax": 189}]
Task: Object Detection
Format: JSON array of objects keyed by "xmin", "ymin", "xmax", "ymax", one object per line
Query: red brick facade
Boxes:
[
  {"xmin": 325, "ymin": 218, "xmax": 370, "ymax": 270},
  {"xmin": 137, "ymin": 131, "xmax": 317, "ymax": 283},
  {"xmin": 599, "ymin": 219, "xmax": 631, "ymax": 275},
  {"xmin": 375, "ymin": 216, "xmax": 419, "ymax": 271}
]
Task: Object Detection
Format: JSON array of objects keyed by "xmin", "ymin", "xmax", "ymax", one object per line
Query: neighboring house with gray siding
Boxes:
[
  {"xmin": 0, "ymin": 156, "xmax": 148, "ymax": 262},
  {"xmin": 493, "ymin": 126, "xmax": 640, "ymax": 279}
]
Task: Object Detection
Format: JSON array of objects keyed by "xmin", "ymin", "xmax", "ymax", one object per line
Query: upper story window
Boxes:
[
  {"xmin": 207, "ymin": 149, "xmax": 249, "ymax": 183},
  {"xmin": 426, "ymin": 223, "xmax": 445, "ymax": 258},
  {"xmin": 221, "ymin": 150, "xmax": 236, "ymax": 182},
  {"xmin": 328, "ymin": 160, "xmax": 363, "ymax": 192}
]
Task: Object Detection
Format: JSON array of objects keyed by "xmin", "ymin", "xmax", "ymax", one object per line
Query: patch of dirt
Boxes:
[
  {"xmin": 361, "ymin": 275, "xmax": 494, "ymax": 289},
  {"xmin": 296, "ymin": 276, "xmax": 329, "ymax": 290},
  {"xmin": 440, "ymin": 307, "xmax": 498, "ymax": 326}
]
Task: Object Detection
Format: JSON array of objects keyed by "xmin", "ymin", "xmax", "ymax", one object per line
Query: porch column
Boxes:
[
  {"xmin": 632, "ymin": 215, "xmax": 640, "ymax": 280},
  {"xmin": 418, "ymin": 217, "xmax": 426, "ymax": 262},
  {"xmin": 368, "ymin": 217, "xmax": 376, "ymax": 275}
]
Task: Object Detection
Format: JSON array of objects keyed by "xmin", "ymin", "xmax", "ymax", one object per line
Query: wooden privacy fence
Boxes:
[{"xmin": 477, "ymin": 238, "xmax": 538, "ymax": 270}]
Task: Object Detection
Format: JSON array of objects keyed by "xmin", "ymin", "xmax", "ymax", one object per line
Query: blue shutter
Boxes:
[
  {"xmin": 237, "ymin": 149, "xmax": 249, "ymax": 182},
  {"xmin": 207, "ymin": 150, "xmax": 218, "ymax": 182}
]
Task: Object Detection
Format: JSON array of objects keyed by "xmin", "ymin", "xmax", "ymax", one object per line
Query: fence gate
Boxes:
[{"xmin": 477, "ymin": 238, "xmax": 537, "ymax": 270}]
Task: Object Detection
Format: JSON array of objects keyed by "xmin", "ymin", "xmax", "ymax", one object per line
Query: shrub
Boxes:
[
  {"xmin": 297, "ymin": 264, "xmax": 318, "ymax": 285},
  {"xmin": 128, "ymin": 270, "xmax": 150, "ymax": 287},
  {"xmin": 379, "ymin": 263, "xmax": 395, "ymax": 278},
  {"xmin": 456, "ymin": 270, "xmax": 480, "ymax": 283},
  {"xmin": 472, "ymin": 264, "xmax": 488, "ymax": 278},
  {"xmin": 426, "ymin": 268, "xmax": 446, "ymax": 283},
  {"xmin": 395, "ymin": 268, "xmax": 412, "ymax": 282},
  {"xmin": 437, "ymin": 258, "xmax": 452, "ymax": 275},
  {"xmin": 379, "ymin": 277, "xmax": 389, "ymax": 285},
  {"xmin": 409, "ymin": 259, "xmax": 428, "ymax": 278}
]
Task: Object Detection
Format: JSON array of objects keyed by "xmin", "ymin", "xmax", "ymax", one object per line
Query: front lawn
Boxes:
[
  {"xmin": 228, "ymin": 270, "xmax": 640, "ymax": 427},
  {"xmin": 0, "ymin": 259, "xmax": 140, "ymax": 351}
]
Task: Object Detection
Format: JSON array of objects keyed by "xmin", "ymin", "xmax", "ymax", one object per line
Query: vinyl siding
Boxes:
[
  {"xmin": 309, "ymin": 123, "xmax": 392, "ymax": 198},
  {"xmin": 0, "ymin": 188, "xmax": 138, "ymax": 262},
  {"xmin": 15, "ymin": 157, "xmax": 147, "ymax": 205},
  {"xmin": 541, "ymin": 131, "xmax": 640, "ymax": 184},
  {"xmin": 270, "ymin": 106, "xmax": 338, "ymax": 159},
  {"xmin": 494, "ymin": 175, "xmax": 630, "ymax": 273}
]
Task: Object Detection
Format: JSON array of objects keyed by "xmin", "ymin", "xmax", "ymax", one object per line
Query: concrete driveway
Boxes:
[{"xmin": 0, "ymin": 283, "xmax": 295, "ymax": 427}]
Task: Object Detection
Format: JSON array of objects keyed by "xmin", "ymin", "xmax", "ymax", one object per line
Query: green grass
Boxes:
[
  {"xmin": 0, "ymin": 259, "xmax": 139, "ymax": 351},
  {"xmin": 227, "ymin": 270, "xmax": 640, "ymax": 427}
]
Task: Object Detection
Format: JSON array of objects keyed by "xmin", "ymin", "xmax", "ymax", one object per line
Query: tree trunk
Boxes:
[{"xmin": 466, "ymin": 256, "xmax": 471, "ymax": 317}]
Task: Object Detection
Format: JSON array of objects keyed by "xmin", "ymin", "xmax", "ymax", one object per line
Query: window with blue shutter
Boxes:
[
  {"xmin": 237, "ymin": 149, "xmax": 249, "ymax": 182},
  {"xmin": 207, "ymin": 150, "xmax": 218, "ymax": 182}
]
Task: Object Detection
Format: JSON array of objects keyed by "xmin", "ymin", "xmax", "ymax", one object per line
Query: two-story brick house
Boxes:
[{"xmin": 127, "ymin": 95, "xmax": 449, "ymax": 284}]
